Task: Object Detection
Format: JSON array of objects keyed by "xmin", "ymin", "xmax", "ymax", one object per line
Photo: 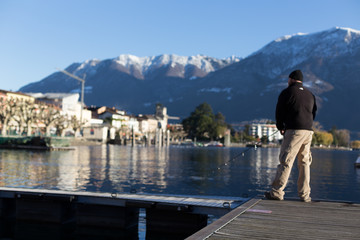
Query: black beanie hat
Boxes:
[{"xmin": 289, "ymin": 70, "xmax": 303, "ymax": 81}]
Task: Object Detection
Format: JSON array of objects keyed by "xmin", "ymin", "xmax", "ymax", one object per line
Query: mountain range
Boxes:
[{"xmin": 19, "ymin": 27, "xmax": 360, "ymax": 133}]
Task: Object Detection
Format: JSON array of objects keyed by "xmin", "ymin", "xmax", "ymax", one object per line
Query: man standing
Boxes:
[{"xmin": 265, "ymin": 70, "xmax": 317, "ymax": 202}]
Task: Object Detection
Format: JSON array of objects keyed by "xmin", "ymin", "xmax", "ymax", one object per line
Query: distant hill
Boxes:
[
  {"xmin": 20, "ymin": 27, "xmax": 360, "ymax": 132},
  {"xmin": 20, "ymin": 54, "xmax": 240, "ymax": 113}
]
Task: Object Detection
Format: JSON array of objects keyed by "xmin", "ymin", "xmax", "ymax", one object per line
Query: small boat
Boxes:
[
  {"xmin": 0, "ymin": 136, "xmax": 72, "ymax": 150},
  {"xmin": 205, "ymin": 141, "xmax": 224, "ymax": 147},
  {"xmin": 355, "ymin": 156, "xmax": 360, "ymax": 168},
  {"xmin": 246, "ymin": 143, "xmax": 262, "ymax": 148},
  {"xmin": 180, "ymin": 139, "xmax": 196, "ymax": 147}
]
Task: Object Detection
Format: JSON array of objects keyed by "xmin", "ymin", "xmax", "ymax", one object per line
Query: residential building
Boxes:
[
  {"xmin": 82, "ymin": 125, "xmax": 109, "ymax": 142},
  {"xmin": 155, "ymin": 104, "xmax": 168, "ymax": 132},
  {"xmin": 90, "ymin": 106, "xmax": 129, "ymax": 129},
  {"xmin": 90, "ymin": 105, "xmax": 170, "ymax": 135},
  {"xmin": 250, "ymin": 123, "xmax": 283, "ymax": 142},
  {"xmin": 0, "ymin": 90, "xmax": 35, "ymax": 102},
  {"xmin": 26, "ymin": 92, "xmax": 91, "ymax": 123},
  {"xmin": 0, "ymin": 90, "xmax": 6, "ymax": 99},
  {"xmin": 137, "ymin": 115, "xmax": 159, "ymax": 133}
]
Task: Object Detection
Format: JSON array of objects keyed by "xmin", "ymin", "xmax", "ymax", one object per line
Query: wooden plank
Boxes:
[
  {"xmin": 186, "ymin": 198, "xmax": 261, "ymax": 240},
  {"xmin": 190, "ymin": 198, "xmax": 360, "ymax": 240}
]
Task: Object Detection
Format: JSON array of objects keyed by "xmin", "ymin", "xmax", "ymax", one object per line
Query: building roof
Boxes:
[
  {"xmin": 0, "ymin": 89, "xmax": 33, "ymax": 98},
  {"xmin": 137, "ymin": 114, "xmax": 158, "ymax": 121},
  {"xmin": 25, "ymin": 92, "xmax": 79, "ymax": 99}
]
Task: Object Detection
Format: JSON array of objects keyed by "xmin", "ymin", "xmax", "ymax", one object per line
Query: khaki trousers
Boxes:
[{"xmin": 271, "ymin": 130, "xmax": 313, "ymax": 200}]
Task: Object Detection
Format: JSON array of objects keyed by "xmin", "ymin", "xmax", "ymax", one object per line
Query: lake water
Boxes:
[
  {"xmin": 0, "ymin": 145, "xmax": 359, "ymax": 239},
  {"xmin": 0, "ymin": 145, "xmax": 359, "ymax": 202}
]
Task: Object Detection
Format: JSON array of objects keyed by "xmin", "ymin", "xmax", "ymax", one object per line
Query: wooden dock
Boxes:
[
  {"xmin": 0, "ymin": 187, "xmax": 248, "ymax": 239},
  {"xmin": 187, "ymin": 198, "xmax": 360, "ymax": 240},
  {"xmin": 0, "ymin": 187, "xmax": 246, "ymax": 216}
]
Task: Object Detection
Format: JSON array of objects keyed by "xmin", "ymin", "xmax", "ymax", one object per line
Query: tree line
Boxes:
[
  {"xmin": 312, "ymin": 124, "xmax": 356, "ymax": 148},
  {"xmin": 181, "ymin": 102, "xmax": 358, "ymax": 148},
  {"xmin": 0, "ymin": 97, "xmax": 81, "ymax": 137}
]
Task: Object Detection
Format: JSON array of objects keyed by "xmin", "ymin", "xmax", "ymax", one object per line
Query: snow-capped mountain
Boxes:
[
  {"xmin": 63, "ymin": 54, "xmax": 241, "ymax": 81},
  {"xmin": 188, "ymin": 27, "xmax": 360, "ymax": 131},
  {"xmin": 250, "ymin": 27, "xmax": 360, "ymax": 78},
  {"xmin": 19, "ymin": 27, "xmax": 360, "ymax": 132},
  {"xmin": 20, "ymin": 53, "xmax": 241, "ymax": 115}
]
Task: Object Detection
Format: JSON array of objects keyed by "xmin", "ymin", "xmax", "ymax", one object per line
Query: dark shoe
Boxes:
[
  {"xmin": 300, "ymin": 197, "xmax": 311, "ymax": 203},
  {"xmin": 264, "ymin": 191, "xmax": 283, "ymax": 201}
]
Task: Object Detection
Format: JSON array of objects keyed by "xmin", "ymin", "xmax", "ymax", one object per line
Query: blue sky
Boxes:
[{"xmin": 1, "ymin": 0, "xmax": 359, "ymax": 91}]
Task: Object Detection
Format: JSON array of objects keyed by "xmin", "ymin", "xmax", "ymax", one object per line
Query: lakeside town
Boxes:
[
  {"xmin": 1, "ymin": 88, "xmax": 359, "ymax": 150},
  {"xmin": 1, "ymin": 87, "xmax": 359, "ymax": 239},
  {"xmin": 0, "ymin": 88, "xmax": 281, "ymax": 145}
]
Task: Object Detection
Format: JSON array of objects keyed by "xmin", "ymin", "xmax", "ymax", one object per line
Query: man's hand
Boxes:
[{"xmin": 280, "ymin": 130, "xmax": 285, "ymax": 135}]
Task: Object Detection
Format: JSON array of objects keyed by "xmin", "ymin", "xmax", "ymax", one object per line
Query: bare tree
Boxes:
[
  {"xmin": 334, "ymin": 129, "xmax": 350, "ymax": 147},
  {"xmin": 0, "ymin": 97, "xmax": 17, "ymax": 136},
  {"xmin": 13, "ymin": 99, "xmax": 39, "ymax": 136},
  {"xmin": 54, "ymin": 114, "xmax": 70, "ymax": 137},
  {"xmin": 70, "ymin": 115, "xmax": 81, "ymax": 137},
  {"xmin": 0, "ymin": 97, "xmax": 79, "ymax": 138},
  {"xmin": 38, "ymin": 103, "xmax": 61, "ymax": 136},
  {"xmin": 312, "ymin": 121, "xmax": 324, "ymax": 131}
]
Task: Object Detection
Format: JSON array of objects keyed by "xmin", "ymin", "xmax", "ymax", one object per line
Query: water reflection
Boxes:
[
  {"xmin": 356, "ymin": 168, "xmax": 360, "ymax": 184},
  {"xmin": 0, "ymin": 146, "xmax": 359, "ymax": 203}
]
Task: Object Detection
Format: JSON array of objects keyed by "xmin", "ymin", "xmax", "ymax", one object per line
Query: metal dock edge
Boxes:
[{"xmin": 186, "ymin": 198, "xmax": 261, "ymax": 240}]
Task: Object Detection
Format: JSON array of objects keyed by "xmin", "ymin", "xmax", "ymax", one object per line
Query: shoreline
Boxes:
[{"xmin": 68, "ymin": 138, "xmax": 357, "ymax": 151}]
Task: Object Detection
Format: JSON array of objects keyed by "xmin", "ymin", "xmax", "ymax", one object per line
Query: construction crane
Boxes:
[{"xmin": 56, "ymin": 68, "xmax": 86, "ymax": 124}]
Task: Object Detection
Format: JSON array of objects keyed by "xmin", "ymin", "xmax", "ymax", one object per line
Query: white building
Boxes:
[
  {"xmin": 93, "ymin": 105, "xmax": 169, "ymax": 135},
  {"xmin": 250, "ymin": 123, "xmax": 283, "ymax": 142},
  {"xmin": 137, "ymin": 115, "xmax": 159, "ymax": 133},
  {"xmin": 155, "ymin": 104, "xmax": 168, "ymax": 132},
  {"xmin": 128, "ymin": 115, "xmax": 140, "ymax": 133},
  {"xmin": 95, "ymin": 106, "xmax": 129, "ymax": 129},
  {"xmin": 82, "ymin": 125, "xmax": 108, "ymax": 142},
  {"xmin": 84, "ymin": 105, "xmax": 172, "ymax": 144},
  {"xmin": 26, "ymin": 93, "xmax": 92, "ymax": 124}
]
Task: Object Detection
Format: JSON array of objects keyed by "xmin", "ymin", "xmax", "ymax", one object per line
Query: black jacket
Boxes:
[{"xmin": 276, "ymin": 82, "xmax": 317, "ymax": 131}]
